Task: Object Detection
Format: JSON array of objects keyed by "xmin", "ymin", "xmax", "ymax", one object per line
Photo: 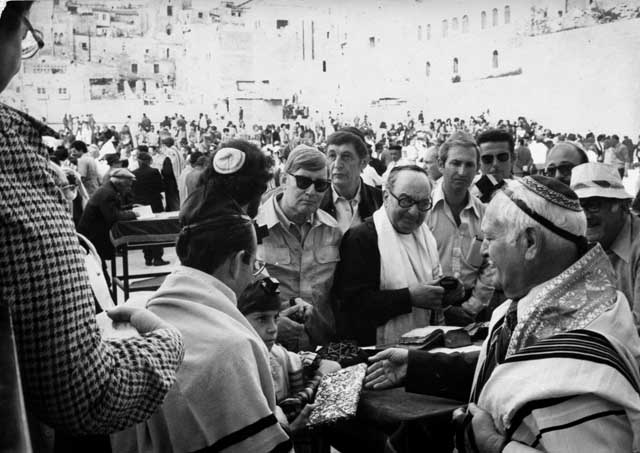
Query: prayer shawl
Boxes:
[
  {"xmin": 111, "ymin": 266, "xmax": 291, "ymax": 453},
  {"xmin": 474, "ymin": 245, "xmax": 640, "ymax": 452},
  {"xmin": 372, "ymin": 207, "xmax": 442, "ymax": 345}
]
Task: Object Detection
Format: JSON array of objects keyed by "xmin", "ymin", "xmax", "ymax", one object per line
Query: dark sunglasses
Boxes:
[
  {"xmin": 543, "ymin": 164, "xmax": 574, "ymax": 178},
  {"xmin": 287, "ymin": 173, "xmax": 330, "ymax": 192},
  {"xmin": 21, "ymin": 17, "xmax": 45, "ymax": 60},
  {"xmin": 480, "ymin": 153, "xmax": 510, "ymax": 165},
  {"xmin": 388, "ymin": 191, "xmax": 433, "ymax": 211}
]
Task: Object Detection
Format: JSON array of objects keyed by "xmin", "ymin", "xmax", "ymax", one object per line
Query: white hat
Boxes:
[{"xmin": 570, "ymin": 163, "xmax": 632, "ymax": 200}]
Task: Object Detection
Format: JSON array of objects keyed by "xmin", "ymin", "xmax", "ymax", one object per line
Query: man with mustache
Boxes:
[
  {"xmin": 571, "ymin": 162, "xmax": 640, "ymax": 330},
  {"xmin": 426, "ymin": 132, "xmax": 496, "ymax": 325},
  {"xmin": 256, "ymin": 145, "xmax": 342, "ymax": 351},
  {"xmin": 335, "ymin": 165, "xmax": 444, "ymax": 346}
]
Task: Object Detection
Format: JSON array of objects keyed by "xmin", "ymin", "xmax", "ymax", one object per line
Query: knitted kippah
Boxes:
[
  {"xmin": 213, "ymin": 147, "xmax": 246, "ymax": 174},
  {"xmin": 520, "ymin": 175, "xmax": 582, "ymax": 212}
]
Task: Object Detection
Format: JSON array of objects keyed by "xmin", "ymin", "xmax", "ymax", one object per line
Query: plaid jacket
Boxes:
[{"xmin": 0, "ymin": 103, "xmax": 184, "ymax": 435}]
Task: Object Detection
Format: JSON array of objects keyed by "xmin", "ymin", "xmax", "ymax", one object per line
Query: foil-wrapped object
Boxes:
[{"xmin": 307, "ymin": 363, "xmax": 367, "ymax": 427}]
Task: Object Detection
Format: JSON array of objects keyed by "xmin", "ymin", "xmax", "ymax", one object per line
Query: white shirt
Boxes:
[
  {"xmin": 332, "ymin": 184, "xmax": 362, "ymax": 233},
  {"xmin": 361, "ymin": 164, "xmax": 383, "ymax": 188}
]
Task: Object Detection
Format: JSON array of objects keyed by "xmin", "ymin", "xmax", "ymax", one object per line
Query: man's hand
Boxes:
[
  {"xmin": 107, "ymin": 305, "xmax": 173, "ymax": 334},
  {"xmin": 468, "ymin": 403, "xmax": 505, "ymax": 453},
  {"xmin": 285, "ymin": 297, "xmax": 314, "ymax": 323},
  {"xmin": 364, "ymin": 348, "xmax": 409, "ymax": 390},
  {"xmin": 409, "ymin": 283, "xmax": 444, "ymax": 310},
  {"xmin": 444, "ymin": 306, "xmax": 475, "ymax": 326},
  {"xmin": 289, "ymin": 403, "xmax": 316, "ymax": 433},
  {"xmin": 276, "ymin": 316, "xmax": 304, "ymax": 345}
]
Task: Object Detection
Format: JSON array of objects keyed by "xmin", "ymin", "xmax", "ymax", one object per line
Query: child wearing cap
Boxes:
[{"xmin": 238, "ymin": 278, "xmax": 340, "ymax": 446}]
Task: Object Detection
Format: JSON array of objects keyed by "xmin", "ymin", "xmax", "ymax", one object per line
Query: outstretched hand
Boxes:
[{"xmin": 364, "ymin": 348, "xmax": 409, "ymax": 390}]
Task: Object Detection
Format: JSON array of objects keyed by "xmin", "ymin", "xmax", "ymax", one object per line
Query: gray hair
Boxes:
[{"xmin": 484, "ymin": 179, "xmax": 586, "ymax": 250}]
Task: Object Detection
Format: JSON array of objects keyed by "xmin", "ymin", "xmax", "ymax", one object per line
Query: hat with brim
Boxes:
[
  {"xmin": 570, "ymin": 163, "xmax": 632, "ymax": 200},
  {"xmin": 110, "ymin": 168, "xmax": 136, "ymax": 180}
]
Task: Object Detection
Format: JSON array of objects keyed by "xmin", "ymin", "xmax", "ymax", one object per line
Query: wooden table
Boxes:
[{"xmin": 109, "ymin": 211, "xmax": 180, "ymax": 303}]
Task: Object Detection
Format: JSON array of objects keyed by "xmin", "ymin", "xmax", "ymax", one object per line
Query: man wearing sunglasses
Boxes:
[
  {"xmin": 472, "ymin": 129, "xmax": 515, "ymax": 203},
  {"xmin": 256, "ymin": 145, "xmax": 342, "ymax": 352},
  {"xmin": 544, "ymin": 141, "xmax": 589, "ymax": 186},
  {"xmin": 335, "ymin": 165, "xmax": 444, "ymax": 346},
  {"xmin": 571, "ymin": 163, "xmax": 640, "ymax": 331}
]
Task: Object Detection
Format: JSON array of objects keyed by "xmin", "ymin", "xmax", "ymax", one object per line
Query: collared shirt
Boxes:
[
  {"xmin": 332, "ymin": 183, "xmax": 362, "ymax": 233},
  {"xmin": 0, "ymin": 103, "xmax": 184, "ymax": 433},
  {"xmin": 425, "ymin": 182, "xmax": 496, "ymax": 315},
  {"xmin": 256, "ymin": 195, "xmax": 343, "ymax": 350},
  {"xmin": 608, "ymin": 212, "xmax": 640, "ymax": 328}
]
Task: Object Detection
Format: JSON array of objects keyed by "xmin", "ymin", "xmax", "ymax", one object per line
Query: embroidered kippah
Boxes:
[
  {"xmin": 520, "ymin": 175, "xmax": 582, "ymax": 212},
  {"xmin": 213, "ymin": 147, "xmax": 246, "ymax": 174}
]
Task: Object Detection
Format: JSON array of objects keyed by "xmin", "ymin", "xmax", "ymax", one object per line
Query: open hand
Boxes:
[
  {"xmin": 290, "ymin": 403, "xmax": 316, "ymax": 433},
  {"xmin": 364, "ymin": 348, "xmax": 409, "ymax": 390},
  {"xmin": 468, "ymin": 403, "xmax": 505, "ymax": 453}
]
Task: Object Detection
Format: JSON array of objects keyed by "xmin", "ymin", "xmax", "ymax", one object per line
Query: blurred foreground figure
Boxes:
[{"xmin": 0, "ymin": 0, "xmax": 183, "ymax": 437}]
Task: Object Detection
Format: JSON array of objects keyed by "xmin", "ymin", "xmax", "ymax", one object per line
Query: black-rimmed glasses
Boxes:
[
  {"xmin": 388, "ymin": 191, "xmax": 432, "ymax": 211},
  {"xmin": 287, "ymin": 173, "xmax": 330, "ymax": 192},
  {"xmin": 21, "ymin": 16, "xmax": 44, "ymax": 60},
  {"xmin": 480, "ymin": 153, "xmax": 510, "ymax": 165}
]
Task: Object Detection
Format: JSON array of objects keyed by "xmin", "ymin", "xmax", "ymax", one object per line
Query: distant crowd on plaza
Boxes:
[{"xmin": 3, "ymin": 3, "xmax": 640, "ymax": 453}]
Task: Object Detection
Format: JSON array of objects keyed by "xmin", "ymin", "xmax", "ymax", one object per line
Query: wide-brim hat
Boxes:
[{"xmin": 570, "ymin": 163, "xmax": 632, "ymax": 200}]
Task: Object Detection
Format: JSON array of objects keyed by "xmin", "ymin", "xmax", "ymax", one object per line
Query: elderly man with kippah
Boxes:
[
  {"xmin": 365, "ymin": 176, "xmax": 640, "ymax": 452},
  {"xmin": 256, "ymin": 144, "xmax": 342, "ymax": 352},
  {"xmin": 571, "ymin": 162, "xmax": 640, "ymax": 330}
]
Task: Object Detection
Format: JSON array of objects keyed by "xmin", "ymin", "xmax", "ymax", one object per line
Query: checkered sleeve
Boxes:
[{"xmin": 0, "ymin": 104, "xmax": 184, "ymax": 434}]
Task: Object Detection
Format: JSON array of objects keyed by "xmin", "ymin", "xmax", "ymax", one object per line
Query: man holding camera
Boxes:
[
  {"xmin": 335, "ymin": 165, "xmax": 446, "ymax": 346},
  {"xmin": 255, "ymin": 145, "xmax": 342, "ymax": 352},
  {"xmin": 426, "ymin": 132, "xmax": 496, "ymax": 326}
]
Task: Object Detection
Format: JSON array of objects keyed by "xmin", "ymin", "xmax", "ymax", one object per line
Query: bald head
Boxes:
[{"xmin": 545, "ymin": 142, "xmax": 589, "ymax": 186}]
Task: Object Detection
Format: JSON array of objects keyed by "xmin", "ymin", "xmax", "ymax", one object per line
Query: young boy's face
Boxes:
[{"xmin": 246, "ymin": 310, "xmax": 279, "ymax": 351}]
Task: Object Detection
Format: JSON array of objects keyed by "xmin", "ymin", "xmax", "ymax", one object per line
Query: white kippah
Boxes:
[{"xmin": 213, "ymin": 147, "xmax": 246, "ymax": 174}]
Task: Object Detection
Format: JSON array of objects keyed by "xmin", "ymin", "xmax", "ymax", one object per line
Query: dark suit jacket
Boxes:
[
  {"xmin": 132, "ymin": 165, "xmax": 164, "ymax": 213},
  {"xmin": 77, "ymin": 181, "xmax": 136, "ymax": 260},
  {"xmin": 319, "ymin": 179, "xmax": 383, "ymax": 223},
  {"xmin": 333, "ymin": 217, "xmax": 413, "ymax": 346}
]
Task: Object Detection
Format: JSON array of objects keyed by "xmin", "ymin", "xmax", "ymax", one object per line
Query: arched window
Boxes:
[
  {"xmin": 504, "ymin": 5, "xmax": 511, "ymax": 24},
  {"xmin": 442, "ymin": 19, "xmax": 448, "ymax": 38},
  {"xmin": 453, "ymin": 57, "xmax": 459, "ymax": 74},
  {"xmin": 492, "ymin": 50, "xmax": 499, "ymax": 68},
  {"xmin": 492, "ymin": 8, "xmax": 499, "ymax": 26},
  {"xmin": 481, "ymin": 11, "xmax": 487, "ymax": 29},
  {"xmin": 418, "ymin": 25, "xmax": 422, "ymax": 40},
  {"xmin": 462, "ymin": 15, "xmax": 469, "ymax": 33},
  {"xmin": 426, "ymin": 24, "xmax": 431, "ymax": 40},
  {"xmin": 452, "ymin": 17, "xmax": 459, "ymax": 30},
  {"xmin": 426, "ymin": 61, "xmax": 431, "ymax": 77}
]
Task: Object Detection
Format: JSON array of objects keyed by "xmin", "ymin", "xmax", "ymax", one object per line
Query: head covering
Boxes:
[
  {"xmin": 137, "ymin": 151, "xmax": 152, "ymax": 162},
  {"xmin": 213, "ymin": 147, "xmax": 245, "ymax": 174},
  {"xmin": 237, "ymin": 278, "xmax": 281, "ymax": 315},
  {"xmin": 503, "ymin": 176, "xmax": 588, "ymax": 252},
  {"xmin": 570, "ymin": 163, "xmax": 632, "ymax": 200},
  {"xmin": 104, "ymin": 153, "xmax": 120, "ymax": 166},
  {"xmin": 110, "ymin": 168, "xmax": 136, "ymax": 180}
]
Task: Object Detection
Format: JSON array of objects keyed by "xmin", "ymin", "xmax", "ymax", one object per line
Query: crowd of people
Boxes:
[{"xmin": 3, "ymin": 2, "xmax": 640, "ymax": 453}]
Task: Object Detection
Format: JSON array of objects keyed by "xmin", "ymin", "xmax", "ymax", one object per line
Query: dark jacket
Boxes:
[
  {"xmin": 77, "ymin": 181, "xmax": 136, "ymax": 260},
  {"xmin": 132, "ymin": 165, "xmax": 164, "ymax": 213},
  {"xmin": 333, "ymin": 217, "xmax": 413, "ymax": 346},
  {"xmin": 319, "ymin": 179, "xmax": 383, "ymax": 223}
]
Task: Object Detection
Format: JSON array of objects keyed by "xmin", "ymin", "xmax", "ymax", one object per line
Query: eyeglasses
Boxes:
[
  {"xmin": 543, "ymin": 164, "xmax": 574, "ymax": 178},
  {"xmin": 580, "ymin": 198, "xmax": 605, "ymax": 214},
  {"xmin": 388, "ymin": 191, "xmax": 432, "ymax": 211},
  {"xmin": 287, "ymin": 173, "xmax": 330, "ymax": 192},
  {"xmin": 253, "ymin": 258, "xmax": 267, "ymax": 276},
  {"xmin": 480, "ymin": 153, "xmax": 510, "ymax": 165},
  {"xmin": 21, "ymin": 17, "xmax": 45, "ymax": 60}
]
